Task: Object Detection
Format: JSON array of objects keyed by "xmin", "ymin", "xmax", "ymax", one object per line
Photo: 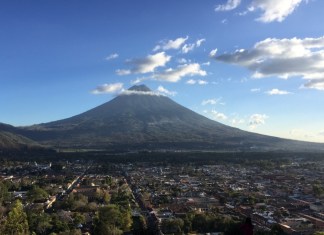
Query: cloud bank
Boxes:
[
  {"xmin": 92, "ymin": 83, "xmax": 124, "ymax": 94},
  {"xmin": 249, "ymin": 114, "xmax": 268, "ymax": 129},
  {"xmin": 266, "ymin": 88, "xmax": 292, "ymax": 95},
  {"xmin": 153, "ymin": 63, "xmax": 207, "ymax": 82},
  {"xmin": 119, "ymin": 89, "xmax": 159, "ymax": 96},
  {"xmin": 119, "ymin": 86, "xmax": 176, "ymax": 97},
  {"xmin": 214, "ymin": 36, "xmax": 324, "ymax": 90},
  {"xmin": 182, "ymin": 38, "xmax": 206, "ymax": 54},
  {"xmin": 215, "ymin": 0, "xmax": 241, "ymax": 11},
  {"xmin": 153, "ymin": 37, "xmax": 188, "ymax": 51},
  {"xmin": 157, "ymin": 86, "xmax": 177, "ymax": 96},
  {"xmin": 211, "ymin": 110, "xmax": 228, "ymax": 120},
  {"xmin": 218, "ymin": 0, "xmax": 307, "ymax": 23},
  {"xmin": 249, "ymin": 0, "xmax": 304, "ymax": 23},
  {"xmin": 116, "ymin": 52, "xmax": 171, "ymax": 75}
]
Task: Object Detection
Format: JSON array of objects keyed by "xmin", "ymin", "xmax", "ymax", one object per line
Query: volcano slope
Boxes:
[{"xmin": 5, "ymin": 85, "xmax": 324, "ymax": 152}]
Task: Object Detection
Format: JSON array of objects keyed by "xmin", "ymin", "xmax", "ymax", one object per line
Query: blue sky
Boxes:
[{"xmin": 1, "ymin": 0, "xmax": 324, "ymax": 142}]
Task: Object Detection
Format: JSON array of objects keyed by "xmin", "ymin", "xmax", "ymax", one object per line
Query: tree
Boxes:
[
  {"xmin": 50, "ymin": 214, "xmax": 70, "ymax": 234},
  {"xmin": 64, "ymin": 193, "xmax": 88, "ymax": 211},
  {"xmin": 0, "ymin": 182, "xmax": 10, "ymax": 205},
  {"xmin": 0, "ymin": 205, "xmax": 7, "ymax": 218},
  {"xmin": 192, "ymin": 213, "xmax": 209, "ymax": 232},
  {"xmin": 161, "ymin": 218, "xmax": 184, "ymax": 234},
  {"xmin": 94, "ymin": 224, "xmax": 123, "ymax": 235},
  {"xmin": 94, "ymin": 205, "xmax": 131, "ymax": 234},
  {"xmin": 3, "ymin": 200, "xmax": 29, "ymax": 235},
  {"xmin": 132, "ymin": 215, "xmax": 147, "ymax": 234},
  {"xmin": 27, "ymin": 186, "xmax": 49, "ymax": 203},
  {"xmin": 72, "ymin": 213, "xmax": 85, "ymax": 227},
  {"xmin": 28, "ymin": 212, "xmax": 52, "ymax": 235},
  {"xmin": 103, "ymin": 191, "xmax": 111, "ymax": 204}
]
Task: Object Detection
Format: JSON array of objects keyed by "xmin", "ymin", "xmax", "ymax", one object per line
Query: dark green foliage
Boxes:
[
  {"xmin": 27, "ymin": 186, "xmax": 49, "ymax": 203},
  {"xmin": 94, "ymin": 205, "xmax": 131, "ymax": 235},
  {"xmin": 160, "ymin": 218, "xmax": 184, "ymax": 234},
  {"xmin": 72, "ymin": 213, "xmax": 85, "ymax": 227},
  {"xmin": 50, "ymin": 214, "xmax": 70, "ymax": 234},
  {"xmin": 2, "ymin": 200, "xmax": 29, "ymax": 235},
  {"xmin": 27, "ymin": 212, "xmax": 52, "ymax": 235},
  {"xmin": 0, "ymin": 182, "xmax": 10, "ymax": 205}
]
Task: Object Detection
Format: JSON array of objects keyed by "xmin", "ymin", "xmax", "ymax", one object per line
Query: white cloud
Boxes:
[
  {"xmin": 209, "ymin": 48, "xmax": 218, "ymax": 57},
  {"xmin": 182, "ymin": 44, "xmax": 195, "ymax": 54},
  {"xmin": 202, "ymin": 61, "xmax": 211, "ymax": 66},
  {"xmin": 215, "ymin": 36, "xmax": 324, "ymax": 90},
  {"xmin": 231, "ymin": 118, "xmax": 245, "ymax": 125},
  {"xmin": 131, "ymin": 77, "xmax": 155, "ymax": 85},
  {"xmin": 120, "ymin": 89, "xmax": 160, "ymax": 96},
  {"xmin": 105, "ymin": 53, "xmax": 119, "ymax": 60},
  {"xmin": 116, "ymin": 52, "xmax": 171, "ymax": 75},
  {"xmin": 211, "ymin": 110, "xmax": 228, "ymax": 120},
  {"xmin": 181, "ymin": 38, "xmax": 206, "ymax": 54},
  {"xmin": 186, "ymin": 79, "xmax": 196, "ymax": 85},
  {"xmin": 202, "ymin": 99, "xmax": 218, "ymax": 106},
  {"xmin": 92, "ymin": 83, "xmax": 124, "ymax": 94},
  {"xmin": 119, "ymin": 86, "xmax": 176, "ymax": 97},
  {"xmin": 249, "ymin": 0, "xmax": 304, "ymax": 23},
  {"xmin": 221, "ymin": 19, "xmax": 228, "ymax": 24},
  {"xmin": 198, "ymin": 80, "xmax": 208, "ymax": 85},
  {"xmin": 196, "ymin": 38, "xmax": 206, "ymax": 47},
  {"xmin": 186, "ymin": 79, "xmax": 208, "ymax": 85},
  {"xmin": 303, "ymin": 79, "xmax": 324, "ymax": 90},
  {"xmin": 156, "ymin": 86, "xmax": 177, "ymax": 96},
  {"xmin": 249, "ymin": 114, "xmax": 268, "ymax": 129},
  {"xmin": 153, "ymin": 63, "xmax": 207, "ymax": 82},
  {"xmin": 153, "ymin": 36, "xmax": 188, "ymax": 51},
  {"xmin": 215, "ymin": 0, "xmax": 241, "ymax": 11},
  {"xmin": 116, "ymin": 69, "xmax": 131, "ymax": 76},
  {"xmin": 251, "ymin": 88, "xmax": 261, "ymax": 92},
  {"xmin": 178, "ymin": 58, "xmax": 188, "ymax": 64},
  {"xmin": 238, "ymin": 10, "xmax": 249, "ymax": 16},
  {"xmin": 266, "ymin": 88, "xmax": 292, "ymax": 95}
]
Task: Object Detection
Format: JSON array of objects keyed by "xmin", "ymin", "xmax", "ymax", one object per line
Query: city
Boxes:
[{"xmin": 0, "ymin": 152, "xmax": 323, "ymax": 234}]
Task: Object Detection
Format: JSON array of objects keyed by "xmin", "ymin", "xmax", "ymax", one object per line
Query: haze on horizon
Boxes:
[{"xmin": 1, "ymin": 0, "xmax": 324, "ymax": 143}]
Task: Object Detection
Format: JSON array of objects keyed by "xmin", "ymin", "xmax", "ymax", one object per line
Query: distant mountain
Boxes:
[
  {"xmin": 0, "ymin": 130, "xmax": 40, "ymax": 150},
  {"xmin": 4, "ymin": 85, "xmax": 324, "ymax": 152},
  {"xmin": 0, "ymin": 122, "xmax": 17, "ymax": 133}
]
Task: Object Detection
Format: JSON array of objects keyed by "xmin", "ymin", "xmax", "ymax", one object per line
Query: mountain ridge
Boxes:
[
  {"xmin": 1, "ymin": 85, "xmax": 324, "ymax": 152},
  {"xmin": 0, "ymin": 130, "xmax": 41, "ymax": 150}
]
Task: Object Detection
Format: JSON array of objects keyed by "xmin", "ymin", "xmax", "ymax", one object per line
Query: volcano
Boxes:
[{"xmin": 4, "ymin": 85, "xmax": 324, "ymax": 151}]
